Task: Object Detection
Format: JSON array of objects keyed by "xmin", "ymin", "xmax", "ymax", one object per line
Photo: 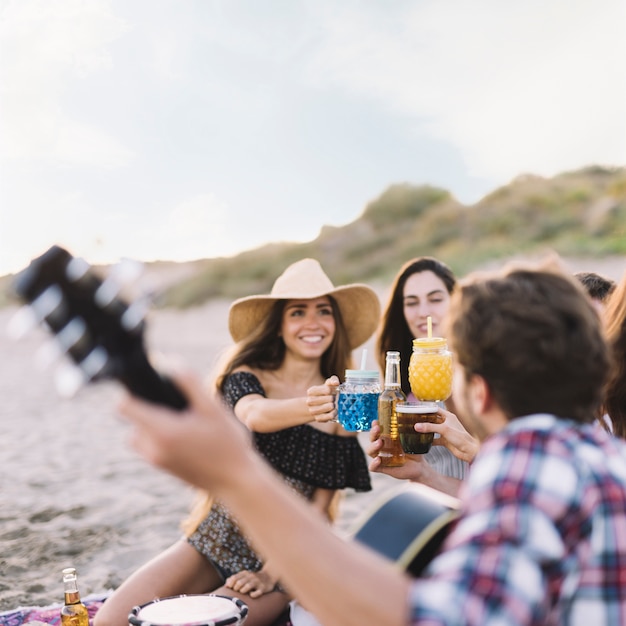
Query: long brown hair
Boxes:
[
  {"xmin": 376, "ymin": 257, "xmax": 456, "ymax": 393},
  {"xmin": 216, "ymin": 296, "xmax": 353, "ymax": 392},
  {"xmin": 602, "ymin": 272, "xmax": 626, "ymax": 438}
]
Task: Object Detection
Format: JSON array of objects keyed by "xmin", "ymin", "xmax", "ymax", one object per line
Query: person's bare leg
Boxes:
[
  {"xmin": 94, "ymin": 539, "xmax": 222, "ymax": 626},
  {"xmin": 212, "ymin": 584, "xmax": 291, "ymax": 626}
]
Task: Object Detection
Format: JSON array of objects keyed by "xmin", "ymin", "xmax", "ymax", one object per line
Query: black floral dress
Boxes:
[{"xmin": 187, "ymin": 371, "xmax": 372, "ymax": 577}]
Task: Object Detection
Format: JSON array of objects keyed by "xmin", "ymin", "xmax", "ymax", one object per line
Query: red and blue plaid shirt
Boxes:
[{"xmin": 410, "ymin": 414, "xmax": 626, "ymax": 625}]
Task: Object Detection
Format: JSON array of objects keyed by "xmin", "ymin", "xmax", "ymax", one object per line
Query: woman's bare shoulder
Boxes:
[{"xmin": 230, "ymin": 366, "xmax": 271, "ymax": 389}]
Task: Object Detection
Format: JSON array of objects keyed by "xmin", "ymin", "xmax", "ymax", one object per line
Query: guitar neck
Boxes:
[{"xmin": 118, "ymin": 349, "xmax": 188, "ymax": 409}]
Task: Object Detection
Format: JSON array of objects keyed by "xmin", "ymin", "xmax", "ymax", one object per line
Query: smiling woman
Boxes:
[
  {"xmin": 374, "ymin": 257, "xmax": 469, "ymax": 489},
  {"xmin": 93, "ymin": 258, "xmax": 381, "ymax": 626}
]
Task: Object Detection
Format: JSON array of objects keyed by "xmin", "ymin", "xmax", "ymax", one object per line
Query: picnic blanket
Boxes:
[{"xmin": 0, "ymin": 594, "xmax": 109, "ymax": 626}]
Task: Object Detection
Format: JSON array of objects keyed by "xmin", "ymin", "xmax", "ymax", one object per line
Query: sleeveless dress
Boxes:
[{"xmin": 187, "ymin": 371, "xmax": 372, "ymax": 578}]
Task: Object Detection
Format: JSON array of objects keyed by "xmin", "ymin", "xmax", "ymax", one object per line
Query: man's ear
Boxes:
[
  {"xmin": 468, "ymin": 373, "xmax": 508, "ymax": 434},
  {"xmin": 468, "ymin": 373, "xmax": 491, "ymax": 415}
]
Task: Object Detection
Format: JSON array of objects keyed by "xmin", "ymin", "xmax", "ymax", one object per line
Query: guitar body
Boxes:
[{"xmin": 350, "ymin": 482, "xmax": 460, "ymax": 576}]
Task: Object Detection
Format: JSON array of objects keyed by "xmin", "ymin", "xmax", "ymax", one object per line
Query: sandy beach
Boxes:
[
  {"xmin": 1, "ymin": 254, "xmax": 624, "ymax": 612},
  {"xmin": 0, "ymin": 298, "xmax": 396, "ymax": 612}
]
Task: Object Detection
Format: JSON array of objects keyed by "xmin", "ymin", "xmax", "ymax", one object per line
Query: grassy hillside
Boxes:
[
  {"xmin": 2, "ymin": 165, "xmax": 625, "ymax": 309},
  {"xmin": 157, "ymin": 165, "xmax": 626, "ymax": 307}
]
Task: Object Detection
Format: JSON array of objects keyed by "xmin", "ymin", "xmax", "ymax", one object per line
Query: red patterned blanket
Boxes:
[{"xmin": 0, "ymin": 594, "xmax": 108, "ymax": 626}]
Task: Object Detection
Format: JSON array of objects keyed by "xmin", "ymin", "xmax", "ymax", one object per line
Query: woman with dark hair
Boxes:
[
  {"xmin": 376, "ymin": 257, "xmax": 456, "ymax": 393},
  {"xmin": 94, "ymin": 258, "xmax": 380, "ymax": 626},
  {"xmin": 371, "ymin": 257, "xmax": 473, "ymax": 495}
]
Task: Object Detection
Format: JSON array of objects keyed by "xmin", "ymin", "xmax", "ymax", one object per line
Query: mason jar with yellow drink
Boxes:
[{"xmin": 408, "ymin": 336, "xmax": 453, "ymax": 402}]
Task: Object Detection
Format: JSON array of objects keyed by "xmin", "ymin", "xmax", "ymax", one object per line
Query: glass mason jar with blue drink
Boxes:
[{"xmin": 337, "ymin": 369, "xmax": 381, "ymax": 431}]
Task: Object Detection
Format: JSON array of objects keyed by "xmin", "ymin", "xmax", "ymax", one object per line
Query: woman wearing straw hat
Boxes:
[{"xmin": 94, "ymin": 258, "xmax": 380, "ymax": 626}]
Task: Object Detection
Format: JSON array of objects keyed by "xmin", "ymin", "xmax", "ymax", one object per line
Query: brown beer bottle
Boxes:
[
  {"xmin": 60, "ymin": 567, "xmax": 89, "ymax": 626},
  {"xmin": 377, "ymin": 351, "xmax": 406, "ymax": 467}
]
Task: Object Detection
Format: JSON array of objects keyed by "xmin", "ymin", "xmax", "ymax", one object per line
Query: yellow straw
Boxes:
[{"xmin": 427, "ymin": 316, "xmax": 432, "ymax": 338}]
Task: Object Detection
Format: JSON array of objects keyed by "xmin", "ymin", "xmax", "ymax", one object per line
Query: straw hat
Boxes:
[{"xmin": 228, "ymin": 258, "xmax": 381, "ymax": 349}]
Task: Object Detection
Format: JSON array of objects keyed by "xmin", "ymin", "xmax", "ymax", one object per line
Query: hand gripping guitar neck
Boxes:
[{"xmin": 11, "ymin": 245, "xmax": 188, "ymax": 410}]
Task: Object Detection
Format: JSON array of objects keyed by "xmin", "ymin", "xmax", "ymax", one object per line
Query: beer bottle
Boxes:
[
  {"xmin": 60, "ymin": 567, "xmax": 89, "ymax": 626},
  {"xmin": 377, "ymin": 351, "xmax": 406, "ymax": 466}
]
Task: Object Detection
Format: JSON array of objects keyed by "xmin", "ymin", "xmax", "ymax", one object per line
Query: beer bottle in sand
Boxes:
[{"xmin": 60, "ymin": 567, "xmax": 89, "ymax": 626}]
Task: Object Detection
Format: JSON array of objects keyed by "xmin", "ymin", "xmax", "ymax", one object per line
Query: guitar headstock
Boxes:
[{"xmin": 10, "ymin": 245, "xmax": 187, "ymax": 410}]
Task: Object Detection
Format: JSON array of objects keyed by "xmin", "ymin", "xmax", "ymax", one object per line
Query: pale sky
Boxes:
[{"xmin": 1, "ymin": 0, "xmax": 625, "ymax": 276}]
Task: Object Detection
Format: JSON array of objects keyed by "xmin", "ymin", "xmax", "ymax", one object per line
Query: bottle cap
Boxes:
[
  {"xmin": 62, "ymin": 567, "xmax": 77, "ymax": 583},
  {"xmin": 345, "ymin": 369, "xmax": 379, "ymax": 379}
]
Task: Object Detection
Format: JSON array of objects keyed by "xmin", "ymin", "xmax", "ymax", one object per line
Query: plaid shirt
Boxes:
[{"xmin": 410, "ymin": 414, "xmax": 626, "ymax": 625}]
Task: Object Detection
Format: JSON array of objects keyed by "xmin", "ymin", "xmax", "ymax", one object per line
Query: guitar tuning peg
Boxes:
[
  {"xmin": 54, "ymin": 360, "xmax": 87, "ymax": 398},
  {"xmin": 94, "ymin": 258, "xmax": 144, "ymax": 309},
  {"xmin": 121, "ymin": 300, "xmax": 148, "ymax": 332},
  {"xmin": 35, "ymin": 337, "xmax": 64, "ymax": 370},
  {"xmin": 111, "ymin": 258, "xmax": 144, "ymax": 285},
  {"xmin": 94, "ymin": 276, "xmax": 122, "ymax": 309},
  {"xmin": 6, "ymin": 305, "xmax": 39, "ymax": 340},
  {"xmin": 66, "ymin": 256, "xmax": 90, "ymax": 282}
]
